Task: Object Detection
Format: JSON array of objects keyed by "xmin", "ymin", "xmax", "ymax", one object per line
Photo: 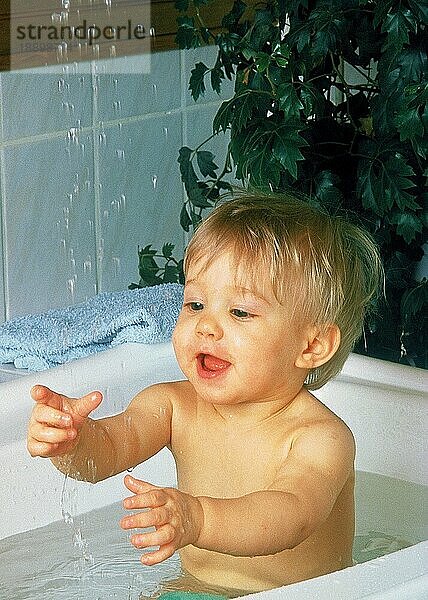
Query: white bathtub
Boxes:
[{"xmin": 0, "ymin": 342, "xmax": 427, "ymax": 599}]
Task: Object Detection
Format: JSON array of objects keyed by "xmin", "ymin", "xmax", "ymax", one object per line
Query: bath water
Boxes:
[{"xmin": 0, "ymin": 471, "xmax": 426, "ymax": 600}]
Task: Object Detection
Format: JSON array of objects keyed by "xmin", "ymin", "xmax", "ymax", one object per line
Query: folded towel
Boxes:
[{"xmin": 0, "ymin": 283, "xmax": 183, "ymax": 371}]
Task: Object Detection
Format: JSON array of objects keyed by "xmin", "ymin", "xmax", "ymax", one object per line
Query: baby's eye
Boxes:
[
  {"xmin": 231, "ymin": 308, "xmax": 253, "ymax": 319},
  {"xmin": 187, "ymin": 301, "xmax": 204, "ymax": 312}
]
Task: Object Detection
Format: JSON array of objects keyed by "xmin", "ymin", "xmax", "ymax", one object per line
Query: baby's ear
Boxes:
[{"xmin": 295, "ymin": 324, "xmax": 341, "ymax": 369}]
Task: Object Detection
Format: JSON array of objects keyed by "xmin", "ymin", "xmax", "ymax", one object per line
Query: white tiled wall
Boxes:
[{"xmin": 0, "ymin": 47, "xmax": 231, "ymax": 321}]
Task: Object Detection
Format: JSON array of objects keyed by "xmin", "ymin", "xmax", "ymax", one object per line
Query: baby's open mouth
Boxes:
[{"xmin": 197, "ymin": 353, "xmax": 231, "ymax": 377}]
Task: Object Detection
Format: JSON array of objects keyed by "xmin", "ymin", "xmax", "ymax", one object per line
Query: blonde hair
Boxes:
[{"xmin": 184, "ymin": 191, "xmax": 384, "ymax": 390}]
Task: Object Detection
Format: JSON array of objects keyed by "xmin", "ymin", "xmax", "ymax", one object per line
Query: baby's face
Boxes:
[{"xmin": 172, "ymin": 252, "xmax": 311, "ymax": 408}]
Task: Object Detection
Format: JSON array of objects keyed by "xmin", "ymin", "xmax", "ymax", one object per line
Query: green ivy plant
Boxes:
[{"xmin": 132, "ymin": 0, "xmax": 427, "ymax": 369}]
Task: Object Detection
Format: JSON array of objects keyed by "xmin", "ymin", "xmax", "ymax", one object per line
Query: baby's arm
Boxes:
[
  {"xmin": 121, "ymin": 419, "xmax": 354, "ymax": 563},
  {"xmin": 197, "ymin": 419, "xmax": 355, "ymax": 556},
  {"xmin": 27, "ymin": 383, "xmax": 173, "ymax": 483}
]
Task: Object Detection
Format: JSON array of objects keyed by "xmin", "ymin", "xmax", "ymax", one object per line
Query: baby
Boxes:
[{"xmin": 27, "ymin": 192, "xmax": 383, "ymax": 596}]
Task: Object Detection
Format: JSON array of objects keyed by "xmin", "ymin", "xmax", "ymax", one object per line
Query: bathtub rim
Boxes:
[{"xmin": 235, "ymin": 540, "xmax": 428, "ymax": 599}]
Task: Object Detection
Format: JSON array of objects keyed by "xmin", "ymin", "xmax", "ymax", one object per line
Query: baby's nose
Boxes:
[{"xmin": 196, "ymin": 314, "xmax": 223, "ymax": 340}]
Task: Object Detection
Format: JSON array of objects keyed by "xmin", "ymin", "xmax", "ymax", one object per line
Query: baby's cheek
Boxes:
[{"xmin": 172, "ymin": 323, "xmax": 188, "ymax": 363}]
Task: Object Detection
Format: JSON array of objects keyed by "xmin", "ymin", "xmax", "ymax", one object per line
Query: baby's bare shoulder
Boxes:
[
  {"xmin": 291, "ymin": 390, "xmax": 355, "ymax": 457},
  {"xmin": 133, "ymin": 380, "xmax": 196, "ymax": 410}
]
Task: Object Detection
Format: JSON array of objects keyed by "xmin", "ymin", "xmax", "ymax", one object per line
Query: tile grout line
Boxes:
[
  {"xmin": 91, "ymin": 64, "xmax": 103, "ymax": 295},
  {"xmin": 0, "ymin": 75, "xmax": 10, "ymax": 322},
  {"xmin": 0, "ymin": 98, "xmax": 223, "ymax": 150},
  {"xmin": 180, "ymin": 48, "xmax": 191, "ymax": 251}
]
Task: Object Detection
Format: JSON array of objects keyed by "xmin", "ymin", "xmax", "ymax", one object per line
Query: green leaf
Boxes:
[
  {"xmin": 277, "ymin": 83, "xmax": 304, "ymax": 119},
  {"xmin": 389, "ymin": 212, "xmax": 424, "ymax": 244},
  {"xmin": 162, "ymin": 243, "xmax": 175, "ymax": 259},
  {"xmin": 178, "ymin": 148, "xmax": 211, "ymax": 208},
  {"xmin": 271, "ymin": 125, "xmax": 307, "ymax": 179},
  {"xmin": 357, "ymin": 153, "xmax": 418, "ymax": 215},
  {"xmin": 313, "ymin": 170, "xmax": 344, "ymax": 207},
  {"xmin": 180, "ymin": 204, "xmax": 192, "ymax": 232},
  {"xmin": 196, "ymin": 150, "xmax": 218, "ymax": 177},
  {"xmin": 189, "ymin": 62, "xmax": 209, "ymax": 101},
  {"xmin": 178, "ymin": 146, "xmax": 198, "ymax": 191},
  {"xmin": 382, "ymin": 155, "xmax": 419, "ymax": 211},
  {"xmin": 395, "ymin": 106, "xmax": 424, "ymax": 143},
  {"xmin": 401, "ymin": 279, "xmax": 428, "ymax": 318},
  {"xmin": 163, "ymin": 264, "xmax": 179, "ymax": 283},
  {"xmin": 222, "ymin": 0, "xmax": 247, "ymax": 29},
  {"xmin": 138, "ymin": 244, "xmax": 156, "ymax": 257},
  {"xmin": 254, "ymin": 52, "xmax": 270, "ymax": 73},
  {"xmin": 175, "ymin": 17, "xmax": 201, "ymax": 49},
  {"xmin": 296, "ymin": 28, "xmax": 311, "ymax": 54},
  {"xmin": 381, "ymin": 9, "xmax": 416, "ymax": 55},
  {"xmin": 231, "ymin": 119, "xmax": 307, "ymax": 183},
  {"xmin": 174, "ymin": 0, "xmax": 189, "ymax": 11},
  {"xmin": 299, "ymin": 82, "xmax": 325, "ymax": 117},
  {"xmin": 373, "ymin": 0, "xmax": 395, "ymax": 28},
  {"xmin": 357, "ymin": 158, "xmax": 379, "ymax": 214},
  {"xmin": 210, "ymin": 60, "xmax": 225, "ymax": 94},
  {"xmin": 188, "ymin": 185, "xmax": 212, "ymax": 208},
  {"xmin": 407, "ymin": 0, "xmax": 428, "ymax": 22},
  {"xmin": 138, "ymin": 246, "xmax": 161, "ymax": 283},
  {"xmin": 213, "ymin": 91, "xmax": 268, "ymax": 134}
]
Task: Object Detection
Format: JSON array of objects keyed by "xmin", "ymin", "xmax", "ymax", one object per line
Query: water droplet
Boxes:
[
  {"xmin": 83, "ymin": 258, "xmax": 92, "ymax": 274},
  {"xmin": 67, "ymin": 127, "xmax": 78, "ymax": 143},
  {"xmin": 112, "ymin": 257, "xmax": 121, "ymax": 276},
  {"xmin": 62, "ymin": 511, "xmax": 74, "ymax": 525},
  {"xmin": 67, "ymin": 276, "xmax": 76, "ymax": 301}
]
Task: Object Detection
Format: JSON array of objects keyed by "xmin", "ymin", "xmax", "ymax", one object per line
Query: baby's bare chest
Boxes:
[{"xmin": 172, "ymin": 421, "xmax": 290, "ymax": 497}]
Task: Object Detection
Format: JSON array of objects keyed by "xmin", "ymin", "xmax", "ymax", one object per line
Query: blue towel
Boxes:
[{"xmin": 0, "ymin": 283, "xmax": 184, "ymax": 371}]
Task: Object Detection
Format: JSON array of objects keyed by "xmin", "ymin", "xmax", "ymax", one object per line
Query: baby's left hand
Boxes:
[{"xmin": 120, "ymin": 475, "xmax": 204, "ymax": 565}]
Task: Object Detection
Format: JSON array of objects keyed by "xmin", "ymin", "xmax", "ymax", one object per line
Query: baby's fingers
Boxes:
[
  {"xmin": 27, "ymin": 439, "xmax": 61, "ymax": 458},
  {"xmin": 30, "ymin": 385, "xmax": 65, "ymax": 408},
  {"xmin": 30, "ymin": 421, "xmax": 76, "ymax": 445},
  {"xmin": 27, "ymin": 422, "xmax": 76, "ymax": 457},
  {"xmin": 140, "ymin": 542, "xmax": 176, "ymax": 566},
  {"xmin": 33, "ymin": 403, "xmax": 72, "ymax": 428}
]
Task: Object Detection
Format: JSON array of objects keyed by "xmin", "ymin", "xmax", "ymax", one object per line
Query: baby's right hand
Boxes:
[{"xmin": 27, "ymin": 385, "xmax": 102, "ymax": 458}]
